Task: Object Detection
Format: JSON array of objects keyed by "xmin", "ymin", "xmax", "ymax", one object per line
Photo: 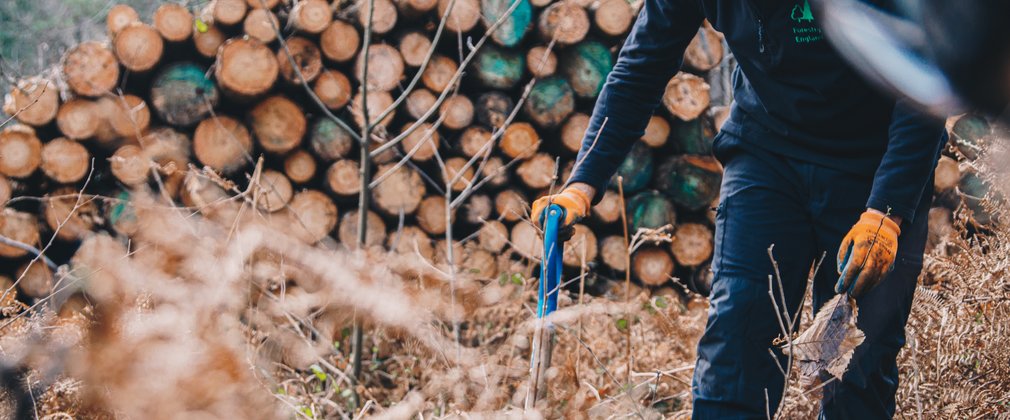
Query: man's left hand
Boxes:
[{"xmin": 836, "ymin": 209, "xmax": 902, "ymax": 297}]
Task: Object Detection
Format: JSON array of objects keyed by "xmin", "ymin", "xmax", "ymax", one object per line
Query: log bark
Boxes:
[
  {"xmin": 284, "ymin": 150, "xmax": 317, "ymax": 184},
  {"xmin": 277, "ymin": 37, "xmax": 323, "ymax": 84},
  {"xmin": 43, "ymin": 187, "xmax": 101, "ymax": 241},
  {"xmin": 663, "ymin": 73, "xmax": 711, "ymax": 121},
  {"xmin": 563, "ymin": 224, "xmax": 598, "ymax": 267},
  {"xmin": 501, "ymin": 122, "xmax": 539, "ymax": 159},
  {"xmin": 40, "ymin": 138, "xmax": 90, "ymax": 184},
  {"xmin": 591, "ymin": 0, "xmax": 632, "ymax": 36},
  {"xmin": 154, "ymin": 3, "xmax": 194, "ymax": 42},
  {"xmin": 3, "ymin": 78, "xmax": 58, "ymax": 127},
  {"xmin": 357, "ymin": 0, "xmax": 398, "ymax": 35},
  {"xmin": 255, "ymin": 169, "xmax": 293, "ymax": 212},
  {"xmin": 287, "ymin": 190, "xmax": 338, "ymax": 243},
  {"xmin": 113, "ymin": 23, "xmax": 165, "ymax": 72},
  {"xmin": 459, "ymin": 126, "xmax": 493, "ymax": 158},
  {"xmin": 438, "ymin": 0, "xmax": 481, "ymax": 33},
  {"xmin": 309, "ymin": 117, "xmax": 354, "ymax": 161},
  {"xmin": 406, "ymin": 88, "xmax": 437, "ymax": 120},
  {"xmin": 600, "ymin": 235, "xmax": 627, "ymax": 271},
  {"xmin": 0, "ymin": 125, "xmax": 42, "ymax": 178},
  {"xmin": 421, "ymin": 55, "xmax": 459, "ymax": 93},
  {"xmin": 641, "ymin": 115, "xmax": 670, "ymax": 148},
  {"xmin": 213, "ymin": 0, "xmax": 249, "ymax": 26},
  {"xmin": 509, "ymin": 221, "xmax": 541, "ymax": 259},
  {"xmin": 249, "ymin": 95, "xmax": 307, "ymax": 154},
  {"xmin": 292, "ymin": 0, "xmax": 331, "ymax": 33},
  {"xmin": 56, "ymin": 99, "xmax": 99, "ymax": 140},
  {"xmin": 215, "ymin": 37, "xmax": 279, "ymax": 98},
  {"xmin": 107, "ymin": 4, "xmax": 140, "ymax": 36},
  {"xmin": 711, "ymin": 105, "xmax": 730, "ymax": 132},
  {"xmin": 351, "ymin": 90, "xmax": 395, "ymax": 128},
  {"xmin": 373, "ymin": 163, "xmax": 426, "ymax": 215},
  {"xmin": 683, "ymin": 22, "xmax": 724, "ymax": 72},
  {"xmin": 950, "ymin": 113, "xmax": 989, "ymax": 160},
  {"xmin": 138, "ymin": 127, "xmax": 191, "ymax": 176},
  {"xmin": 193, "ymin": 116, "xmax": 253, "ymax": 173},
  {"xmin": 632, "ymin": 247, "xmax": 675, "ymax": 286},
  {"xmin": 17, "ymin": 262, "xmax": 52, "ymax": 298},
  {"xmin": 243, "ymin": 9, "xmax": 280, "ymax": 43},
  {"xmin": 63, "ymin": 41, "xmax": 119, "ymax": 97},
  {"xmin": 478, "ymin": 220, "xmax": 509, "ymax": 253},
  {"xmin": 320, "ymin": 20, "xmax": 360, "ymax": 63},
  {"xmin": 561, "ymin": 112, "xmax": 589, "ymax": 153},
  {"xmin": 396, "ymin": 0, "xmax": 438, "ymax": 18},
  {"xmin": 151, "ymin": 62, "xmax": 220, "ymax": 127},
  {"xmin": 538, "ymin": 1, "xmax": 589, "ymax": 45},
  {"xmin": 672, "ymin": 118, "xmax": 715, "ymax": 155},
  {"xmin": 526, "ymin": 45, "xmax": 557, "ymax": 77},
  {"xmin": 444, "ymin": 157, "xmax": 476, "ymax": 192},
  {"xmin": 193, "ymin": 24, "xmax": 227, "ymax": 58},
  {"xmin": 313, "ymin": 70, "xmax": 352, "ymax": 110},
  {"xmin": 388, "ymin": 226, "xmax": 434, "ymax": 262},
  {"xmin": 0, "ymin": 209, "xmax": 40, "ymax": 258},
  {"xmin": 593, "ymin": 190, "xmax": 622, "ymax": 224},
  {"xmin": 482, "ymin": 0, "xmax": 533, "ymax": 47},
  {"xmin": 110, "ymin": 145, "xmax": 150, "ymax": 186},
  {"xmin": 0, "ymin": 176, "xmax": 10, "ymax": 208},
  {"xmin": 562, "ymin": 41, "xmax": 612, "ymax": 98},
  {"xmin": 689, "ymin": 263, "xmax": 713, "ymax": 296},
  {"xmin": 400, "ymin": 121, "xmax": 440, "ymax": 161},
  {"xmin": 655, "ymin": 155, "xmax": 722, "ymax": 211},
  {"xmin": 626, "ymin": 190, "xmax": 677, "ymax": 232},
  {"xmin": 417, "ymin": 195, "xmax": 450, "ymax": 235},
  {"xmin": 326, "ymin": 159, "xmax": 361, "ymax": 196},
  {"xmin": 934, "ymin": 155, "xmax": 960, "ymax": 192},
  {"xmin": 108, "ymin": 94, "xmax": 151, "ymax": 139},
  {"xmin": 671, "ymin": 223, "xmax": 713, "ymax": 267},
  {"xmin": 516, "ymin": 152, "xmax": 556, "ymax": 190},
  {"xmin": 475, "ymin": 92, "xmax": 513, "ymax": 129},
  {"xmin": 439, "ymin": 95, "xmax": 474, "ymax": 130},
  {"xmin": 495, "ymin": 189, "xmax": 526, "ymax": 222},
  {"xmin": 611, "ymin": 141, "xmax": 654, "ymax": 193},
  {"xmin": 481, "ymin": 156, "xmax": 508, "ymax": 187},
  {"xmin": 465, "ymin": 194, "xmax": 492, "ymax": 224},
  {"xmin": 398, "ymin": 32, "xmax": 432, "ymax": 67},
  {"xmin": 474, "ymin": 45, "xmax": 525, "ymax": 89},
  {"xmin": 523, "ymin": 76, "xmax": 575, "ymax": 127},
  {"xmin": 339, "ymin": 210, "xmax": 387, "ymax": 249}
]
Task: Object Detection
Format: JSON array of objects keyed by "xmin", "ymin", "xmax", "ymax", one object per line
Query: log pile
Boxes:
[{"xmin": 0, "ymin": 0, "xmax": 981, "ymax": 305}]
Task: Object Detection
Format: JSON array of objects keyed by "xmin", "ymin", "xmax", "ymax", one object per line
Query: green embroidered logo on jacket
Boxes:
[{"xmin": 791, "ymin": 0, "xmax": 822, "ymax": 44}]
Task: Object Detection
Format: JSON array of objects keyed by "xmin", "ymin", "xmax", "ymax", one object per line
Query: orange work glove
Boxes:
[
  {"xmin": 530, "ymin": 187, "xmax": 591, "ymax": 231},
  {"xmin": 836, "ymin": 211, "xmax": 901, "ymax": 297}
]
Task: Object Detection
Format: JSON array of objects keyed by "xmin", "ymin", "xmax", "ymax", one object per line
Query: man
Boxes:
[{"xmin": 530, "ymin": 0, "xmax": 947, "ymax": 418}]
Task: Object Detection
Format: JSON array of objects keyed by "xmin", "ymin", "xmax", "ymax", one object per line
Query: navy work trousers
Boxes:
[{"xmin": 690, "ymin": 132, "xmax": 929, "ymax": 419}]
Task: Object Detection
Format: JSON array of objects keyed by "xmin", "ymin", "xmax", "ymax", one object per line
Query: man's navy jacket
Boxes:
[{"xmin": 568, "ymin": 0, "xmax": 947, "ymax": 222}]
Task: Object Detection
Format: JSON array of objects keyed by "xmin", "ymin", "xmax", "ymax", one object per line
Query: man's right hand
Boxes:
[{"xmin": 530, "ymin": 183, "xmax": 595, "ymax": 230}]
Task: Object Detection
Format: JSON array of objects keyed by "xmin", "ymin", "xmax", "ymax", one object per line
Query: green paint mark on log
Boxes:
[
  {"xmin": 482, "ymin": 0, "xmax": 532, "ymax": 47},
  {"xmin": 626, "ymin": 190, "xmax": 677, "ymax": 232},
  {"xmin": 610, "ymin": 141, "xmax": 653, "ymax": 193},
  {"xmin": 523, "ymin": 76, "xmax": 575, "ymax": 128},
  {"xmin": 151, "ymin": 62, "xmax": 219, "ymax": 127},
  {"xmin": 474, "ymin": 45, "xmax": 525, "ymax": 89},
  {"xmin": 563, "ymin": 41, "xmax": 613, "ymax": 98},
  {"xmin": 108, "ymin": 190, "xmax": 137, "ymax": 228},
  {"xmin": 310, "ymin": 117, "xmax": 354, "ymax": 161},
  {"xmin": 654, "ymin": 155, "xmax": 722, "ymax": 211},
  {"xmin": 672, "ymin": 119, "xmax": 714, "ymax": 155}
]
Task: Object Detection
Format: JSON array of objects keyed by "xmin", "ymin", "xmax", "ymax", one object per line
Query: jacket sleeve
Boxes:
[
  {"xmin": 865, "ymin": 99, "xmax": 948, "ymax": 223},
  {"xmin": 568, "ymin": 0, "xmax": 705, "ymax": 202}
]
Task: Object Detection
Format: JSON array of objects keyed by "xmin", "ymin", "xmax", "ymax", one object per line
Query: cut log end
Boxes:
[
  {"xmin": 357, "ymin": 0, "xmax": 398, "ymax": 34},
  {"xmin": 250, "ymin": 96, "xmax": 307, "ymax": 154},
  {"xmin": 107, "ymin": 4, "xmax": 140, "ymax": 36},
  {"xmin": 56, "ymin": 99, "xmax": 99, "ymax": 140},
  {"xmin": 194, "ymin": 116, "xmax": 253, "ymax": 173},
  {"xmin": 406, "ymin": 89, "xmax": 437, "ymax": 120},
  {"xmin": 43, "ymin": 187, "xmax": 101, "ymax": 241},
  {"xmin": 399, "ymin": 32, "xmax": 433, "ymax": 67},
  {"xmin": 244, "ymin": 9, "xmax": 280, "ymax": 43},
  {"xmin": 538, "ymin": 1, "xmax": 589, "ymax": 45},
  {"xmin": 339, "ymin": 210, "xmax": 387, "ymax": 249},
  {"xmin": 632, "ymin": 247, "xmax": 675, "ymax": 286},
  {"xmin": 642, "ymin": 115, "xmax": 671, "ymax": 148},
  {"xmin": 108, "ymin": 94, "xmax": 151, "ymax": 139},
  {"xmin": 313, "ymin": 70, "xmax": 352, "ymax": 111},
  {"xmin": 400, "ymin": 122, "xmax": 440, "ymax": 162},
  {"xmin": 439, "ymin": 95, "xmax": 474, "ymax": 130},
  {"xmin": 284, "ymin": 150, "xmax": 317, "ymax": 184},
  {"xmin": 154, "ymin": 3, "xmax": 195, "ymax": 42},
  {"xmin": 592, "ymin": 0, "xmax": 632, "ymax": 36},
  {"xmin": 326, "ymin": 159, "xmax": 361, "ymax": 196},
  {"xmin": 4, "ymin": 78, "xmax": 58, "ymax": 127},
  {"xmin": 523, "ymin": 76, "xmax": 575, "ymax": 127},
  {"xmin": 459, "ymin": 126, "xmax": 492, "ymax": 158},
  {"xmin": 418, "ymin": 196, "xmax": 452, "ymax": 235},
  {"xmin": 478, "ymin": 220, "xmax": 509, "ymax": 253},
  {"xmin": 387, "ymin": 226, "xmax": 434, "ymax": 261},
  {"xmin": 373, "ymin": 164, "xmax": 426, "ymax": 215},
  {"xmin": 276, "ymin": 36, "xmax": 323, "ymax": 84},
  {"xmin": 255, "ymin": 170, "xmax": 294, "ymax": 212},
  {"xmin": 593, "ymin": 190, "xmax": 622, "ymax": 224},
  {"xmin": 351, "ymin": 90, "xmax": 395, "ymax": 129},
  {"xmin": 684, "ymin": 23, "xmax": 725, "ymax": 72},
  {"xmin": 215, "ymin": 37, "xmax": 279, "ymax": 98},
  {"xmin": 561, "ymin": 113, "xmax": 589, "ymax": 153},
  {"xmin": 663, "ymin": 73, "xmax": 711, "ymax": 121},
  {"xmin": 310, "ymin": 118, "xmax": 354, "ymax": 161},
  {"xmin": 114, "ymin": 23, "xmax": 165, "ymax": 72},
  {"xmin": 356, "ymin": 44, "xmax": 405, "ymax": 93},
  {"xmin": 213, "ymin": 0, "xmax": 249, "ymax": 26},
  {"xmin": 63, "ymin": 41, "xmax": 120, "ymax": 97},
  {"xmin": 0, "ymin": 209, "xmax": 41, "ymax": 258},
  {"xmin": 110, "ymin": 145, "xmax": 150, "ymax": 186},
  {"xmin": 526, "ymin": 46, "xmax": 557, "ymax": 78},
  {"xmin": 495, "ymin": 189, "xmax": 527, "ymax": 222},
  {"xmin": 516, "ymin": 152, "xmax": 556, "ymax": 190},
  {"xmin": 421, "ymin": 55, "xmax": 459, "ymax": 93},
  {"xmin": 464, "ymin": 194, "xmax": 492, "ymax": 224},
  {"xmin": 563, "ymin": 224, "xmax": 598, "ymax": 267},
  {"xmin": 152, "ymin": 62, "xmax": 220, "ymax": 127},
  {"xmin": 501, "ymin": 122, "xmax": 539, "ymax": 159},
  {"xmin": 671, "ymin": 223, "xmax": 714, "ymax": 267},
  {"xmin": 288, "ymin": 190, "xmax": 338, "ymax": 243},
  {"xmin": 41, "ymin": 138, "xmax": 90, "ymax": 184},
  {"xmin": 193, "ymin": 25, "xmax": 227, "ymax": 58},
  {"xmin": 600, "ymin": 236, "xmax": 628, "ymax": 271},
  {"xmin": 934, "ymin": 155, "xmax": 960, "ymax": 192},
  {"xmin": 444, "ymin": 157, "xmax": 476, "ymax": 192},
  {"xmin": 0, "ymin": 125, "xmax": 42, "ymax": 179},
  {"xmin": 438, "ymin": 0, "xmax": 480, "ymax": 33},
  {"xmin": 320, "ymin": 20, "xmax": 360, "ymax": 63}
]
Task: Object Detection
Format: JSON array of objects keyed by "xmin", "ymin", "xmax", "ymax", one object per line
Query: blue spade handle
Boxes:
[{"xmin": 537, "ymin": 204, "xmax": 565, "ymax": 320}]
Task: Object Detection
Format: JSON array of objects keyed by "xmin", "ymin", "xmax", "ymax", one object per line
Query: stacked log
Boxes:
[{"xmin": 0, "ymin": 1, "xmax": 973, "ymax": 306}]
